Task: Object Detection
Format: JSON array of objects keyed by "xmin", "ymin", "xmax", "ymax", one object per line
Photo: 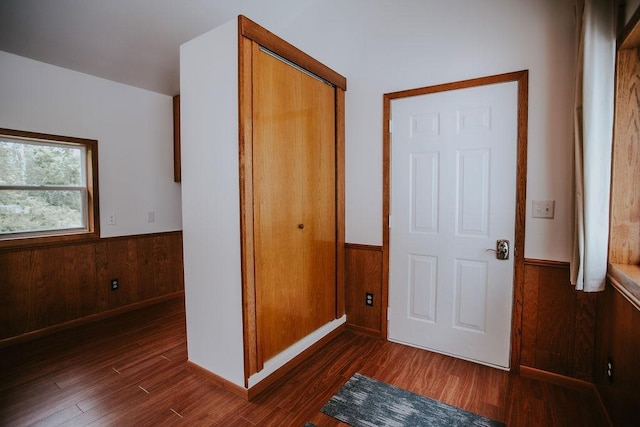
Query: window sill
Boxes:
[
  {"xmin": 0, "ymin": 231, "xmax": 100, "ymax": 252},
  {"xmin": 608, "ymin": 263, "xmax": 640, "ymax": 311}
]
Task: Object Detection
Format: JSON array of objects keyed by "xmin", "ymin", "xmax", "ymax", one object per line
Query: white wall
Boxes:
[
  {"xmin": 180, "ymin": 18, "xmax": 245, "ymax": 387},
  {"xmin": 274, "ymin": 0, "xmax": 577, "ymax": 261},
  {"xmin": 0, "ymin": 50, "xmax": 181, "ymax": 237}
]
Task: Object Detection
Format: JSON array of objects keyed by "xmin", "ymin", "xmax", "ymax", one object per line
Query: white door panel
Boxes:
[{"xmin": 389, "ymin": 81, "xmax": 517, "ymax": 368}]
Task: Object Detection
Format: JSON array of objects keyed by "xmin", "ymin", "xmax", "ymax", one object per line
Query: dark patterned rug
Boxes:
[{"xmin": 321, "ymin": 373, "xmax": 504, "ymax": 426}]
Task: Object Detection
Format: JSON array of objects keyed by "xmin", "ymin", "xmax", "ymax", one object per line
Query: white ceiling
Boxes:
[{"xmin": 0, "ymin": 0, "xmax": 316, "ymax": 96}]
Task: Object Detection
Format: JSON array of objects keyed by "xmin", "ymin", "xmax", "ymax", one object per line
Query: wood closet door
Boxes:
[{"xmin": 252, "ymin": 44, "xmax": 336, "ymax": 363}]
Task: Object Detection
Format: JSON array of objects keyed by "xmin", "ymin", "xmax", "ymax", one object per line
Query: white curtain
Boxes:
[{"xmin": 571, "ymin": 0, "xmax": 616, "ymax": 292}]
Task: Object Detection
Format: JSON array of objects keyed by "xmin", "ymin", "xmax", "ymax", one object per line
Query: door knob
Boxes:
[
  {"xmin": 297, "ymin": 223, "xmax": 305, "ymax": 229},
  {"xmin": 486, "ymin": 239, "xmax": 509, "ymax": 260}
]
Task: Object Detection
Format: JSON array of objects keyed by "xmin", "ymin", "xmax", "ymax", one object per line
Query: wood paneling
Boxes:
[
  {"xmin": 0, "ymin": 231, "xmax": 184, "ymax": 343},
  {"xmin": 345, "ymin": 244, "xmax": 383, "ymax": 337},
  {"xmin": 0, "ymin": 297, "xmax": 607, "ymax": 426},
  {"xmin": 594, "ymin": 281, "xmax": 640, "ymax": 427},
  {"xmin": 520, "ymin": 259, "xmax": 596, "ymax": 382},
  {"xmin": 610, "ymin": 48, "xmax": 640, "ymax": 265}
]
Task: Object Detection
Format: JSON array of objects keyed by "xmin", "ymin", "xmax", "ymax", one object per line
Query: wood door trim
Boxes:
[
  {"xmin": 382, "ymin": 70, "xmax": 529, "ymax": 372},
  {"xmin": 239, "ymin": 34, "xmax": 258, "ymax": 382},
  {"xmin": 336, "ymin": 88, "xmax": 346, "ymax": 318},
  {"xmin": 238, "ymin": 15, "xmax": 346, "ymax": 91}
]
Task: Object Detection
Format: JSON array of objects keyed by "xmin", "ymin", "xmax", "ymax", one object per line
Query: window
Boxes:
[{"xmin": 0, "ymin": 128, "xmax": 99, "ymax": 247}]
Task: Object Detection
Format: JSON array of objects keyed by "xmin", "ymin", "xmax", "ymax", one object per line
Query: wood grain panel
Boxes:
[
  {"xmin": 252, "ymin": 43, "xmax": 337, "ymax": 364},
  {"xmin": 253, "ymin": 43, "xmax": 306, "ymax": 364},
  {"xmin": 520, "ymin": 263, "xmax": 539, "ymax": 366},
  {"xmin": 520, "ymin": 259, "xmax": 596, "ymax": 382},
  {"xmin": 345, "ymin": 244, "xmax": 383, "ymax": 336},
  {"xmin": 301, "ymin": 65, "xmax": 336, "ymax": 333},
  {"xmin": 534, "ymin": 265, "xmax": 576, "ymax": 375},
  {"xmin": 609, "ymin": 48, "xmax": 640, "ymax": 265},
  {"xmin": 0, "ymin": 231, "xmax": 184, "ymax": 343},
  {"xmin": 595, "ymin": 282, "xmax": 640, "ymax": 427}
]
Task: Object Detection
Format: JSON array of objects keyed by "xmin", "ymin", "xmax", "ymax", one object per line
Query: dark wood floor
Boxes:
[{"xmin": 0, "ymin": 296, "xmax": 605, "ymax": 426}]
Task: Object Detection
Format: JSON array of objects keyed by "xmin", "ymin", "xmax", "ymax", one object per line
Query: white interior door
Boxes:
[{"xmin": 388, "ymin": 81, "xmax": 518, "ymax": 368}]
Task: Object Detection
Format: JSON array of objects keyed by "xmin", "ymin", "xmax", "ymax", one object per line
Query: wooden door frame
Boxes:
[
  {"xmin": 382, "ymin": 70, "xmax": 529, "ymax": 372},
  {"xmin": 237, "ymin": 15, "xmax": 347, "ymax": 383}
]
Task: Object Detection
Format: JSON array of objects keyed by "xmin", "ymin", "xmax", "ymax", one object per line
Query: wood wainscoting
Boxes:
[
  {"xmin": 345, "ymin": 250, "xmax": 599, "ymax": 384},
  {"xmin": 594, "ymin": 279, "xmax": 640, "ymax": 427},
  {"xmin": 0, "ymin": 231, "xmax": 184, "ymax": 345},
  {"xmin": 520, "ymin": 259, "xmax": 597, "ymax": 382},
  {"xmin": 345, "ymin": 243, "xmax": 384, "ymax": 337}
]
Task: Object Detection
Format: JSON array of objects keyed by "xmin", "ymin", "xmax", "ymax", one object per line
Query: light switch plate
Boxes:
[{"xmin": 532, "ymin": 200, "xmax": 555, "ymax": 219}]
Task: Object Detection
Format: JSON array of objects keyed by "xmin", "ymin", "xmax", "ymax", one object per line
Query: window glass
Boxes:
[{"xmin": 0, "ymin": 130, "xmax": 98, "ymax": 243}]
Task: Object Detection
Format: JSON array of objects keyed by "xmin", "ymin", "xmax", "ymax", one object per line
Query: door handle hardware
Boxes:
[
  {"xmin": 297, "ymin": 223, "xmax": 305, "ymax": 229},
  {"xmin": 486, "ymin": 239, "xmax": 509, "ymax": 260}
]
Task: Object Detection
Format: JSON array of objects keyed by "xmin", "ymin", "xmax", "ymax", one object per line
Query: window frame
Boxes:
[{"xmin": 0, "ymin": 128, "xmax": 100, "ymax": 249}]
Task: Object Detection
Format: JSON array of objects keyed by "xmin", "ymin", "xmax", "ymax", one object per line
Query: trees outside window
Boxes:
[{"xmin": 0, "ymin": 128, "xmax": 99, "ymax": 247}]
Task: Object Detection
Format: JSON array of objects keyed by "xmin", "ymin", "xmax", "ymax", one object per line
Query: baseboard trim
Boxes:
[
  {"xmin": 519, "ymin": 366, "xmax": 592, "ymax": 391},
  {"xmin": 593, "ymin": 383, "xmax": 614, "ymax": 427},
  {"xmin": 346, "ymin": 323, "xmax": 384, "ymax": 338},
  {"xmin": 0, "ymin": 291, "xmax": 185, "ymax": 348},
  {"xmin": 187, "ymin": 361, "xmax": 249, "ymax": 400},
  {"xmin": 246, "ymin": 323, "xmax": 346, "ymax": 400},
  {"xmin": 519, "ymin": 366, "xmax": 613, "ymax": 426},
  {"xmin": 187, "ymin": 324, "xmax": 346, "ymax": 401}
]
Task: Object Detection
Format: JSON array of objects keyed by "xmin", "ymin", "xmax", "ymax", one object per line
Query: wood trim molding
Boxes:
[
  {"xmin": 191, "ymin": 324, "xmax": 346, "ymax": 401},
  {"xmin": 519, "ymin": 365, "xmax": 596, "ymax": 392},
  {"xmin": 187, "ymin": 361, "xmax": 249, "ymax": 400},
  {"xmin": 524, "ymin": 258, "xmax": 570, "ymax": 269},
  {"xmin": 381, "ymin": 70, "xmax": 529, "ymax": 371},
  {"xmin": 0, "ymin": 291, "xmax": 184, "ymax": 348},
  {"xmin": 336, "ymin": 88, "xmax": 346, "ymax": 318},
  {"xmin": 239, "ymin": 32, "xmax": 259, "ymax": 383},
  {"xmin": 607, "ymin": 264, "xmax": 640, "ymax": 312},
  {"xmin": 238, "ymin": 15, "xmax": 346, "ymax": 91},
  {"xmin": 246, "ymin": 324, "xmax": 345, "ymax": 400},
  {"xmin": 345, "ymin": 243, "xmax": 383, "ymax": 252},
  {"xmin": 346, "ymin": 323, "xmax": 384, "ymax": 338},
  {"xmin": 520, "ymin": 363, "xmax": 614, "ymax": 426},
  {"xmin": 618, "ymin": 3, "xmax": 640, "ymax": 49}
]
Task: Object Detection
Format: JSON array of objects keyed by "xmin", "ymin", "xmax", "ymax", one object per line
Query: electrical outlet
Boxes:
[
  {"xmin": 107, "ymin": 213, "xmax": 116, "ymax": 225},
  {"xmin": 365, "ymin": 292, "xmax": 374, "ymax": 307},
  {"xmin": 606, "ymin": 358, "xmax": 614, "ymax": 383},
  {"xmin": 111, "ymin": 279, "xmax": 119, "ymax": 290}
]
